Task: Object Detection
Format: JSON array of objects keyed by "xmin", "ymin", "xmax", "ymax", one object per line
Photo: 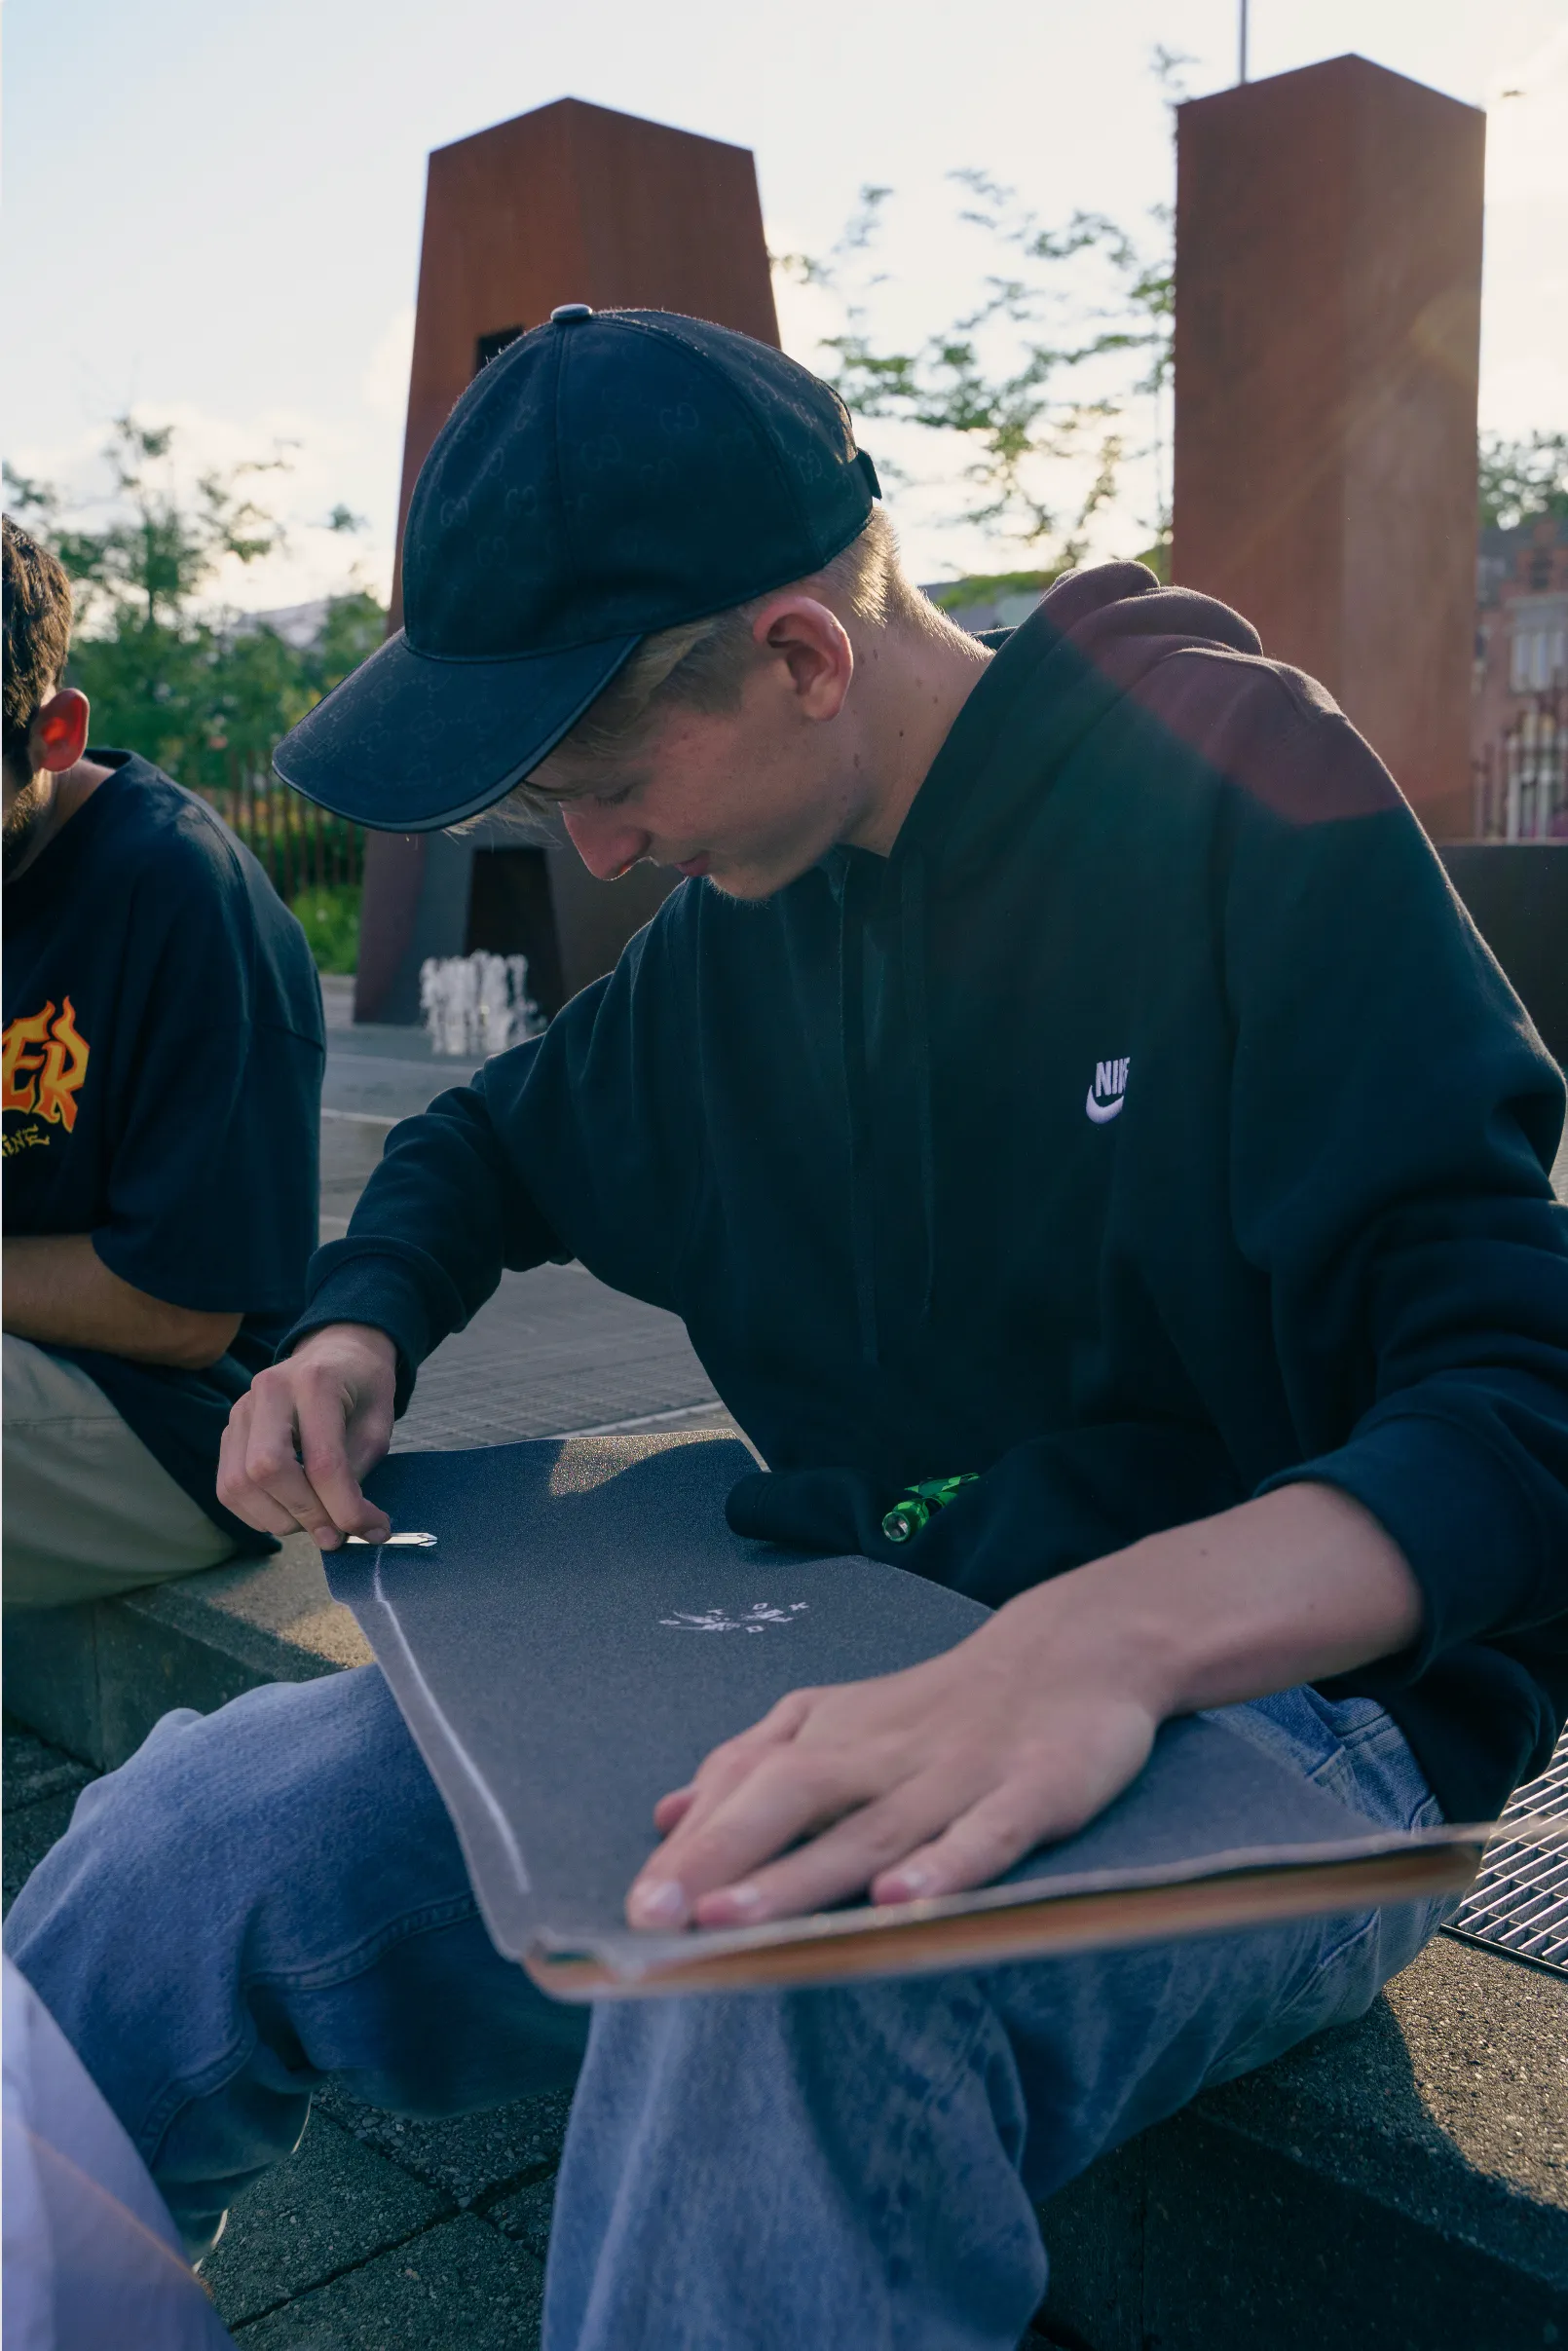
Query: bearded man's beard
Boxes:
[{"xmin": 2, "ymin": 772, "xmax": 53, "ymax": 879}]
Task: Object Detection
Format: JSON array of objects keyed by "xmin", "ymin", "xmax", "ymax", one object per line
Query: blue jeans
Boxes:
[{"xmin": 5, "ymin": 1665, "xmax": 1446, "ymax": 2350}]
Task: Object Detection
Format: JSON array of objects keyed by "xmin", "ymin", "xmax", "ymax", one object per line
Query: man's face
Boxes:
[{"xmin": 545, "ymin": 600, "xmax": 871, "ymax": 902}]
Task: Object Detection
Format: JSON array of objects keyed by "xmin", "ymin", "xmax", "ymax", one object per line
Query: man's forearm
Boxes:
[
  {"xmin": 3, "ymin": 1235, "xmax": 243, "ymax": 1370},
  {"xmin": 1008, "ymin": 1480, "xmax": 1424, "ymax": 1720}
]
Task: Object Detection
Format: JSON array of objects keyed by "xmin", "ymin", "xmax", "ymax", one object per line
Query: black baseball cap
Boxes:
[{"xmin": 274, "ymin": 308, "xmax": 881, "ymax": 832}]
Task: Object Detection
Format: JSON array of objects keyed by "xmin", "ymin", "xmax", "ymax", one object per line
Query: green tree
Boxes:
[
  {"xmin": 778, "ymin": 50, "xmax": 1188, "ymax": 575},
  {"xmin": 780, "ymin": 182, "xmax": 1173, "ymax": 570},
  {"xmin": 1478, "ymin": 431, "xmax": 1568, "ymax": 533},
  {"xmin": 3, "ymin": 419, "xmax": 381, "ymax": 792},
  {"xmin": 6, "ymin": 414, "xmax": 287, "ymax": 632}
]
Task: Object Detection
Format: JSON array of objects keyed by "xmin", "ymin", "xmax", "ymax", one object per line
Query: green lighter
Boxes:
[{"xmin": 880, "ymin": 1473, "xmax": 980, "ymax": 1545}]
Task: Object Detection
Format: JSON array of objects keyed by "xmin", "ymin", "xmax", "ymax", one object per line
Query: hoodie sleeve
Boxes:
[
  {"xmin": 1213, "ymin": 678, "xmax": 1568, "ymax": 1681},
  {"xmin": 282, "ymin": 909, "xmax": 698, "ymax": 1409}
]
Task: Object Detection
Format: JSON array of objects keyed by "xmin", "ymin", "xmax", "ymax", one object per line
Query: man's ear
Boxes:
[
  {"xmin": 751, "ymin": 596, "xmax": 853, "ymax": 723},
  {"xmin": 29, "ymin": 688, "xmax": 90, "ymax": 775}
]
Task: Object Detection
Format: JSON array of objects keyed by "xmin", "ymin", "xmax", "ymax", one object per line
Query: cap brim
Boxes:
[{"xmin": 272, "ymin": 629, "xmax": 641, "ymax": 832}]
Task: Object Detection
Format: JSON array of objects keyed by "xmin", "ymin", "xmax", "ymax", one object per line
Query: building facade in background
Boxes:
[{"xmin": 1473, "ymin": 515, "xmax": 1568, "ymax": 842}]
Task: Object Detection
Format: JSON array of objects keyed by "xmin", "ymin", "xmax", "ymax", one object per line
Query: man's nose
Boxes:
[{"xmin": 560, "ymin": 805, "xmax": 652, "ymax": 881}]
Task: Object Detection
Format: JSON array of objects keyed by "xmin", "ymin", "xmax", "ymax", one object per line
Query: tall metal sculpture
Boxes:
[{"xmin": 1172, "ymin": 56, "xmax": 1484, "ymax": 841}]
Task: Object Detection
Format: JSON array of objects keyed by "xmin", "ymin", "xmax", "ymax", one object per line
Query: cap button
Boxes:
[{"xmin": 550, "ymin": 303, "xmax": 594, "ymax": 323}]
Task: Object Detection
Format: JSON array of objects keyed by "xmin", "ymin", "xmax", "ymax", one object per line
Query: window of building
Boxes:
[{"xmin": 1510, "ymin": 607, "xmax": 1568, "ymax": 695}]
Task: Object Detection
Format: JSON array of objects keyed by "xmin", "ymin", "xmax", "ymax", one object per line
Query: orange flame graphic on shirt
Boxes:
[{"xmin": 2, "ymin": 998, "xmax": 91, "ymax": 1131}]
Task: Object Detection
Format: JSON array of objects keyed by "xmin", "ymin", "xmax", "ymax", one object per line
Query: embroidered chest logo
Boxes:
[
  {"xmin": 1085, "ymin": 1056, "xmax": 1131, "ymax": 1125},
  {"xmin": 2, "ymin": 998, "xmax": 92, "ymax": 1133}
]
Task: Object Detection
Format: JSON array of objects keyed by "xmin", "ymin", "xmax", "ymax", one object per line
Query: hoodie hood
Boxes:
[{"xmin": 895, "ymin": 561, "xmax": 1267, "ymax": 879}]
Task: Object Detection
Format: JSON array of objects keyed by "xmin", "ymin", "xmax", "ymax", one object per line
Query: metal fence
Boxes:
[
  {"xmin": 201, "ymin": 759, "xmax": 365, "ymax": 902},
  {"xmin": 1474, "ymin": 690, "xmax": 1567, "ymax": 841}
]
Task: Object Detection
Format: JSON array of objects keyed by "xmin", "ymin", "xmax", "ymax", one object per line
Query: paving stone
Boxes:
[
  {"xmin": 3, "ymin": 1721, "xmax": 94, "ymax": 1810},
  {"xmin": 1039, "ymin": 1934, "xmax": 1568, "ymax": 2351},
  {"xmin": 1213, "ymin": 1932, "xmax": 1568, "ymax": 2251},
  {"xmin": 392, "ymin": 1262, "xmax": 719, "ymax": 1452},
  {"xmin": 314, "ymin": 2086, "xmax": 575, "ymax": 2210},
  {"xmin": 487, "ymin": 2173, "xmax": 557, "ymax": 2263},
  {"xmin": 232, "ymin": 2213, "xmax": 543, "ymax": 2349},
  {"xmin": 205, "ymin": 2112, "xmax": 450, "ymax": 2330}
]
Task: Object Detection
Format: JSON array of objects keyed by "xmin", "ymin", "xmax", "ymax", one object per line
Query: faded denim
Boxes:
[{"xmin": 5, "ymin": 1666, "xmax": 1445, "ymax": 2349}]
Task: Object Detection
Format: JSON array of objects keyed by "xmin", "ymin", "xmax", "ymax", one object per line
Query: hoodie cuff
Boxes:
[
  {"xmin": 278, "ymin": 1243, "xmax": 450, "ymax": 1417},
  {"xmin": 1257, "ymin": 1405, "xmax": 1547, "ymax": 1682}
]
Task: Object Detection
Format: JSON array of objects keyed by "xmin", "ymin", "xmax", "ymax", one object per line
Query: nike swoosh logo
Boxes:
[{"xmin": 1085, "ymin": 1088, "xmax": 1125, "ymax": 1124}]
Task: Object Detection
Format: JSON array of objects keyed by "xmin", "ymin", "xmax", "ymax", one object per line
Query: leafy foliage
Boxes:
[
  {"xmin": 779, "ymin": 180, "xmax": 1174, "ymax": 567},
  {"xmin": 777, "ymin": 50, "xmax": 1191, "ymax": 571},
  {"xmin": 289, "ymin": 881, "xmax": 361, "ymax": 974},
  {"xmin": 2, "ymin": 420, "xmax": 383, "ymax": 794},
  {"xmin": 1478, "ymin": 431, "xmax": 1568, "ymax": 533}
]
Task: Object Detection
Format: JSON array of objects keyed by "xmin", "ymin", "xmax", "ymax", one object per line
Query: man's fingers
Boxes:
[
  {"xmin": 628, "ymin": 1744, "xmax": 877, "ymax": 1928},
  {"xmin": 217, "ymin": 1410, "xmax": 302, "ymax": 1537},
  {"xmin": 295, "ymin": 1379, "xmax": 390, "ymax": 1542},
  {"xmin": 871, "ymin": 1715, "xmax": 1156, "ymax": 1904},
  {"xmin": 229, "ymin": 1369, "xmax": 359, "ymax": 1547},
  {"xmin": 225, "ymin": 1362, "xmax": 390, "ymax": 1547},
  {"xmin": 871, "ymin": 1781, "xmax": 1063, "ymax": 1905},
  {"xmin": 692, "ymin": 1774, "xmax": 976, "ymax": 1926},
  {"xmin": 648, "ymin": 1691, "xmax": 815, "ymax": 1836}
]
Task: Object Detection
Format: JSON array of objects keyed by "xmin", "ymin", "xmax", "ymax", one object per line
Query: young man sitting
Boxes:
[
  {"xmin": 1, "ymin": 516, "xmax": 323, "ymax": 1607},
  {"xmin": 9, "ymin": 316, "xmax": 1567, "ymax": 2349}
]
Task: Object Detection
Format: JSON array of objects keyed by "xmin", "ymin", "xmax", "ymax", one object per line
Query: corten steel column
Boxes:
[
  {"xmin": 1171, "ymin": 56, "xmax": 1484, "ymax": 840},
  {"xmin": 355, "ymin": 97, "xmax": 780, "ymax": 1023}
]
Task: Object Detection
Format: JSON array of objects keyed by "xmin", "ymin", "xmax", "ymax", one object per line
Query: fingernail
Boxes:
[
  {"xmin": 629, "ymin": 1878, "xmax": 688, "ymax": 1927},
  {"xmin": 881, "ymin": 1867, "xmax": 932, "ymax": 1902},
  {"xmin": 707, "ymin": 1882, "xmax": 765, "ymax": 1922}
]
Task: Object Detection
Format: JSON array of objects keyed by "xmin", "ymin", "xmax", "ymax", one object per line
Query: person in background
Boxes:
[{"xmin": 1, "ymin": 515, "xmax": 323, "ymax": 1606}]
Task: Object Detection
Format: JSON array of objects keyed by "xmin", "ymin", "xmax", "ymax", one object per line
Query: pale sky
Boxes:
[{"xmin": 6, "ymin": 0, "xmax": 1564, "ymax": 613}]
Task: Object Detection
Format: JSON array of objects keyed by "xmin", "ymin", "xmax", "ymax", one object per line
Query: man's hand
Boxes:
[
  {"xmin": 627, "ymin": 1597, "xmax": 1161, "ymax": 1930},
  {"xmin": 217, "ymin": 1323, "xmax": 397, "ymax": 1548},
  {"xmin": 628, "ymin": 1625, "xmax": 1159, "ymax": 1930},
  {"xmin": 3, "ymin": 1235, "xmax": 241, "ymax": 1369},
  {"xmin": 626, "ymin": 1482, "xmax": 1425, "ymax": 1931}
]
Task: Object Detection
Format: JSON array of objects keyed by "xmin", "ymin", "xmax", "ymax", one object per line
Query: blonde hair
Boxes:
[{"xmin": 503, "ymin": 507, "xmax": 960, "ymax": 814}]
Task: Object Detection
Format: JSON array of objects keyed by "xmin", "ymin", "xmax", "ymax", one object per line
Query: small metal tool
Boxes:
[{"xmin": 344, "ymin": 1532, "xmax": 438, "ymax": 1548}]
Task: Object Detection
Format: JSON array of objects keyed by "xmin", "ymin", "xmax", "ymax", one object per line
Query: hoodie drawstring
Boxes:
[
  {"xmin": 839, "ymin": 850, "xmax": 938, "ymax": 1368},
  {"xmin": 839, "ymin": 867, "xmax": 880, "ymax": 1367},
  {"xmin": 899, "ymin": 853, "xmax": 938, "ymax": 1325}
]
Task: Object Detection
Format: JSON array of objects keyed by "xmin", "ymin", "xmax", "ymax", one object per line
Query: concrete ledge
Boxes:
[
  {"xmin": 2, "ymin": 1537, "xmax": 368, "ymax": 1769},
  {"xmin": 1040, "ymin": 1932, "xmax": 1567, "ymax": 2350}
]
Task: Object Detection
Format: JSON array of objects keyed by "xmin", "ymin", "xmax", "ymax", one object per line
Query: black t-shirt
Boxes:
[{"xmin": 3, "ymin": 752, "xmax": 323, "ymax": 1551}]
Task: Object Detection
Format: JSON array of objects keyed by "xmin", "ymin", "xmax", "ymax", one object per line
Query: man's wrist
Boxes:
[
  {"xmin": 988, "ymin": 1552, "xmax": 1182, "ymax": 1717},
  {"xmin": 979, "ymin": 1483, "xmax": 1423, "ymax": 1728},
  {"xmin": 289, "ymin": 1321, "xmax": 398, "ymax": 1373}
]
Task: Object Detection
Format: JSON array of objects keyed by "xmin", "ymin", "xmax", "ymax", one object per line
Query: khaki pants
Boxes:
[{"xmin": 3, "ymin": 1337, "xmax": 234, "ymax": 1607}]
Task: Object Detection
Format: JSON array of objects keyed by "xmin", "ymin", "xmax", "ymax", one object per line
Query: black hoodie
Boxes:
[{"xmin": 294, "ymin": 563, "xmax": 1568, "ymax": 1827}]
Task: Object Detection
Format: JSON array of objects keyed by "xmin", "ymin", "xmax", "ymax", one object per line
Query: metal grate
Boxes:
[{"xmin": 1443, "ymin": 1730, "xmax": 1568, "ymax": 1975}]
